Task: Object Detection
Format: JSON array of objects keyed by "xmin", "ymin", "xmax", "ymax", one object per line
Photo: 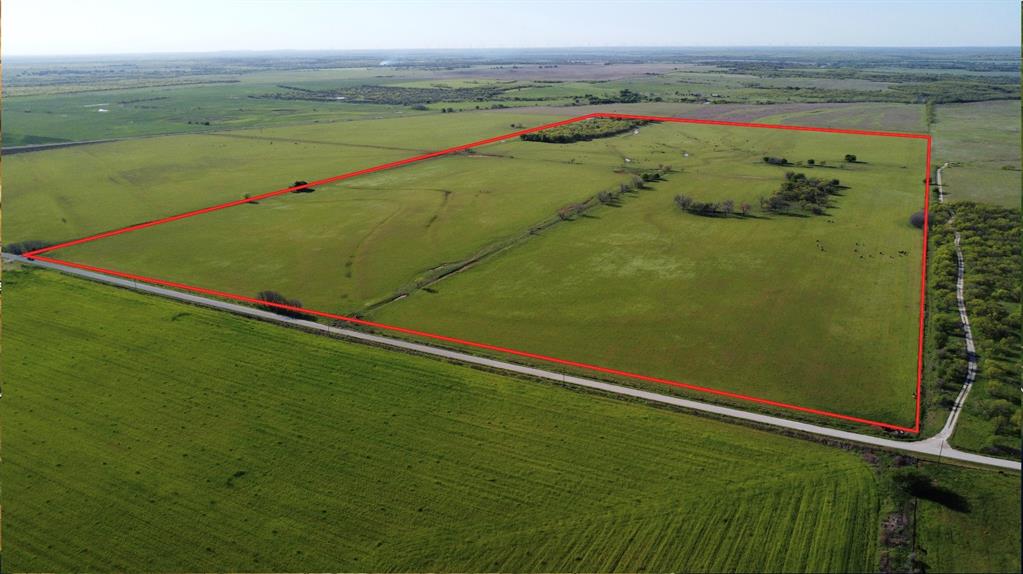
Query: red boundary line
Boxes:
[{"xmin": 25, "ymin": 113, "xmax": 931, "ymax": 433}]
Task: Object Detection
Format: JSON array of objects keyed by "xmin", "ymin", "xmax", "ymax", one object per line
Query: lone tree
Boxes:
[
  {"xmin": 844, "ymin": 154, "xmax": 857, "ymax": 162},
  {"xmin": 909, "ymin": 210, "xmax": 927, "ymax": 229},
  {"xmin": 739, "ymin": 202, "xmax": 751, "ymax": 215},
  {"xmin": 721, "ymin": 199, "xmax": 735, "ymax": 215}
]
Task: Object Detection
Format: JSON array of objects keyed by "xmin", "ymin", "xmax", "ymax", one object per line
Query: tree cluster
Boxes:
[
  {"xmin": 521, "ymin": 118, "xmax": 649, "ymax": 144},
  {"xmin": 761, "ymin": 172, "xmax": 841, "ymax": 215},
  {"xmin": 571, "ymin": 88, "xmax": 659, "ymax": 106}
]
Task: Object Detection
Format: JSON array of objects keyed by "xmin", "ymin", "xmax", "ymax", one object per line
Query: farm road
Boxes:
[
  {"xmin": 929, "ymin": 163, "xmax": 980, "ymax": 445},
  {"xmin": 6, "ymin": 253, "xmax": 1018, "ymax": 472}
]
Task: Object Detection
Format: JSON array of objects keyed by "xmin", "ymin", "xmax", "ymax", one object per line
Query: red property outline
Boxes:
[{"xmin": 25, "ymin": 113, "xmax": 932, "ymax": 433}]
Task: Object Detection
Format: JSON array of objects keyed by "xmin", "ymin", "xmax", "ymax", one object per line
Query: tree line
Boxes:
[
  {"xmin": 557, "ymin": 166, "xmax": 671, "ymax": 220},
  {"xmin": 673, "ymin": 195, "xmax": 751, "ymax": 217}
]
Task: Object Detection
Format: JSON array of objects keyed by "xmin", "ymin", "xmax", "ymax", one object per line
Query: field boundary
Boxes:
[{"xmin": 25, "ymin": 113, "xmax": 933, "ymax": 432}]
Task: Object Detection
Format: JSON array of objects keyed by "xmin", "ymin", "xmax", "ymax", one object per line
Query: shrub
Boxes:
[
  {"xmin": 291, "ymin": 180, "xmax": 315, "ymax": 193},
  {"xmin": 256, "ymin": 291, "xmax": 316, "ymax": 321},
  {"xmin": 4, "ymin": 240, "xmax": 52, "ymax": 255}
]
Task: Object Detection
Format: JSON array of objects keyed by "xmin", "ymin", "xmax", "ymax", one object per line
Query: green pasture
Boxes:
[
  {"xmin": 4, "ymin": 267, "xmax": 883, "ymax": 572},
  {"xmin": 53, "ymin": 149, "xmax": 626, "ymax": 310},
  {"xmin": 371, "ymin": 122, "xmax": 928, "ymax": 425},
  {"xmin": 54, "ymin": 121, "xmax": 927, "ymax": 425},
  {"xmin": 914, "ymin": 464, "xmax": 1021, "ymax": 573},
  {"xmin": 4, "ymin": 110, "xmax": 570, "ymax": 245}
]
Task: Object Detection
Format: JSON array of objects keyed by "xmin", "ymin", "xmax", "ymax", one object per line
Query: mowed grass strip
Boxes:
[{"xmin": 4, "ymin": 267, "xmax": 882, "ymax": 572}]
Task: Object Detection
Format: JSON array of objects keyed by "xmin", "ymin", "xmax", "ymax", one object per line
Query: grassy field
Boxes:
[
  {"xmin": 7, "ymin": 56, "xmax": 1010, "ymax": 145},
  {"xmin": 51, "ymin": 120, "xmax": 927, "ymax": 426},
  {"xmin": 914, "ymin": 464, "xmax": 1021, "ymax": 573},
  {"xmin": 49, "ymin": 150, "xmax": 627, "ymax": 310},
  {"xmin": 932, "ymin": 100, "xmax": 1021, "ymax": 207},
  {"xmin": 7, "ymin": 51, "xmax": 1021, "ymax": 573},
  {"xmin": 4, "ymin": 266, "xmax": 885, "ymax": 572},
  {"xmin": 369, "ymin": 122, "xmax": 927, "ymax": 425},
  {"xmin": 4, "ymin": 110, "xmax": 571, "ymax": 246},
  {"xmin": 2, "ymin": 68, "xmax": 422, "ymax": 143}
]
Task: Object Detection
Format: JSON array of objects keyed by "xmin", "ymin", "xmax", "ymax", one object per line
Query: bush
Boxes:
[
  {"xmin": 4, "ymin": 240, "xmax": 52, "ymax": 255},
  {"xmin": 291, "ymin": 180, "xmax": 315, "ymax": 193},
  {"xmin": 909, "ymin": 211, "xmax": 927, "ymax": 229},
  {"xmin": 256, "ymin": 291, "xmax": 316, "ymax": 321}
]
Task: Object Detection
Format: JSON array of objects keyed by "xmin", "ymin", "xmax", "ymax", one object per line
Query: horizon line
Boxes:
[{"xmin": 6, "ymin": 44, "xmax": 1021, "ymax": 59}]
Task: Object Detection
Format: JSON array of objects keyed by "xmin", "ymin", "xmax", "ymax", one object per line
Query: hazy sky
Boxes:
[{"xmin": 4, "ymin": 0, "xmax": 1020, "ymax": 56}]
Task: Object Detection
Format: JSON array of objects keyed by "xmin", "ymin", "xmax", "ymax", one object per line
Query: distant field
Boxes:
[
  {"xmin": 7, "ymin": 59, "xmax": 1009, "ymax": 146},
  {"xmin": 933, "ymin": 100, "xmax": 1021, "ymax": 207},
  {"xmin": 2, "ymin": 69, "xmax": 416, "ymax": 143},
  {"xmin": 51, "ymin": 120, "xmax": 927, "ymax": 426},
  {"xmin": 4, "ymin": 267, "xmax": 883, "ymax": 572},
  {"xmin": 4, "ymin": 110, "xmax": 569, "ymax": 245},
  {"xmin": 508, "ymin": 101, "xmax": 927, "ymax": 133}
]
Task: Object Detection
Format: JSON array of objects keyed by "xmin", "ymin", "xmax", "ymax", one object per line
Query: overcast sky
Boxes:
[{"xmin": 4, "ymin": 0, "xmax": 1020, "ymax": 56}]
